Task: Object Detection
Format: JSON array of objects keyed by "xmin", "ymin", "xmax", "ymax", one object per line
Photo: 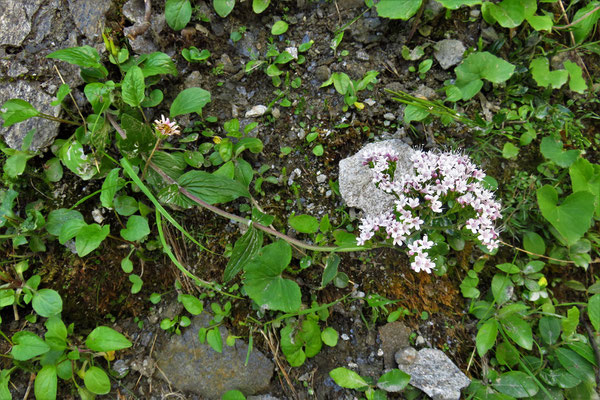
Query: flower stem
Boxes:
[{"xmin": 142, "ymin": 138, "xmax": 161, "ymax": 180}]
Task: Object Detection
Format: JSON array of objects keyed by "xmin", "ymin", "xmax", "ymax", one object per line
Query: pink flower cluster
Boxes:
[{"xmin": 357, "ymin": 147, "xmax": 502, "ymax": 274}]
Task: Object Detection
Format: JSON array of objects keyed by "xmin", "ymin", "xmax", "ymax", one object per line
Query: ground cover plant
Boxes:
[{"xmin": 0, "ymin": 0, "xmax": 599, "ymax": 398}]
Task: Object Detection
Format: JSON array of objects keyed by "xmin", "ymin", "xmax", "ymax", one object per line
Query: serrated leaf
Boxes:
[{"xmin": 224, "ymin": 227, "xmax": 263, "ymax": 282}]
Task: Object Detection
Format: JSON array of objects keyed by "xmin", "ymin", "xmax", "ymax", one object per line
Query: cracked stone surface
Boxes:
[
  {"xmin": 155, "ymin": 313, "xmax": 274, "ymax": 399},
  {"xmin": 398, "ymin": 348, "xmax": 470, "ymax": 400},
  {"xmin": 339, "ymin": 139, "xmax": 414, "ymax": 217}
]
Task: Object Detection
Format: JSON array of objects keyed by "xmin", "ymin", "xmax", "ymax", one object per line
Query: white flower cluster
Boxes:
[{"xmin": 356, "ymin": 147, "xmax": 502, "ymax": 274}]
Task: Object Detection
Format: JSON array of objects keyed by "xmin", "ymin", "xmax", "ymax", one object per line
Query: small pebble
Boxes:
[
  {"xmin": 316, "ymin": 174, "xmax": 327, "ymax": 183},
  {"xmin": 395, "ymin": 346, "xmax": 418, "ymax": 365},
  {"xmin": 383, "ymin": 112, "xmax": 395, "ymax": 121},
  {"xmin": 415, "ymin": 335, "xmax": 426, "ymax": 346},
  {"xmin": 341, "ymin": 333, "xmax": 350, "ymax": 341},
  {"xmin": 356, "ymin": 50, "xmax": 370, "ymax": 61},
  {"xmin": 245, "ymin": 105, "xmax": 268, "ymax": 118}
]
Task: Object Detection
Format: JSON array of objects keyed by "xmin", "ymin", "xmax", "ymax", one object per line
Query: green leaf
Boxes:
[
  {"xmin": 140, "ymin": 52, "xmax": 178, "ymax": 77},
  {"xmin": 85, "ymin": 326, "xmax": 132, "ymax": 352},
  {"xmin": 492, "ymin": 274, "xmax": 513, "ymax": 305},
  {"xmin": 526, "ymin": 14, "xmax": 553, "ymax": 31},
  {"xmin": 555, "ymin": 347, "xmax": 595, "ymax": 383},
  {"xmin": 502, "ymin": 142, "xmax": 519, "ymax": 159},
  {"xmin": 76, "ymin": 224, "xmax": 110, "ymax": 257},
  {"xmin": 120, "ymin": 215, "xmax": 150, "ymax": 242},
  {"xmin": 46, "ymin": 208, "xmax": 83, "ymax": 236},
  {"xmin": 476, "ymin": 319, "xmax": 498, "ymax": 357},
  {"xmin": 539, "ymin": 316, "xmax": 561, "ymax": 345},
  {"xmin": 141, "ymin": 88, "xmax": 164, "ymax": 107},
  {"xmin": 404, "ymin": 105, "xmax": 430, "ymax": 124},
  {"xmin": 47, "ymin": 46, "xmax": 101, "ymax": 68},
  {"xmin": 588, "ymin": 294, "xmax": 600, "ymax": 331},
  {"xmin": 493, "ymin": 371, "xmax": 538, "ymax": 398},
  {"xmin": 564, "ymin": 60, "xmax": 588, "ymax": 93},
  {"xmin": 536, "ymin": 185, "xmax": 595, "ymax": 246},
  {"xmin": 100, "ymin": 168, "xmax": 122, "ymax": 209},
  {"xmin": 84, "ymin": 82, "xmax": 113, "ymax": 114},
  {"xmin": 485, "ymin": 0, "xmax": 535, "ymax": 28},
  {"xmin": 84, "ymin": 366, "xmax": 110, "ymax": 395},
  {"xmin": 271, "ymin": 20, "xmax": 289, "ymax": 35},
  {"xmin": 572, "ymin": 1, "xmax": 600, "ymax": 44},
  {"xmin": 321, "ymin": 254, "xmax": 340, "ymax": 288},
  {"xmin": 44, "ymin": 157, "xmax": 63, "ymax": 182},
  {"xmin": 32, "ymin": 289, "xmax": 63, "ymax": 317},
  {"xmin": 223, "ymin": 389, "xmax": 246, "ymax": 400},
  {"xmin": 59, "ymin": 140, "xmax": 96, "ymax": 180},
  {"xmin": 376, "ymin": 0, "xmax": 422, "ymax": 20},
  {"xmin": 11, "ymin": 331, "xmax": 51, "ymax": 360},
  {"xmin": 114, "ymin": 195, "xmax": 138, "ymax": 216},
  {"xmin": 329, "ymin": 367, "xmax": 369, "ymax": 389},
  {"xmin": 207, "ymin": 327, "xmax": 223, "ymax": 353},
  {"xmin": 117, "ymin": 113, "xmax": 155, "ymax": 158},
  {"xmin": 280, "ymin": 324, "xmax": 306, "ymax": 367},
  {"xmin": 522, "ymin": 231, "xmax": 545, "ymax": 256},
  {"xmin": 562, "ymin": 306, "xmax": 580, "ymax": 338},
  {"xmin": 569, "ymin": 158, "xmax": 600, "ymax": 216},
  {"xmin": 332, "ymin": 72, "xmax": 352, "ymax": 95},
  {"xmin": 289, "ymin": 214, "xmax": 319, "ymax": 234},
  {"xmin": 170, "ymin": 87, "xmax": 211, "ymax": 118},
  {"xmin": 214, "ymin": 0, "xmax": 235, "ymax": 18},
  {"xmin": 34, "ymin": 365, "xmax": 57, "ymax": 400},
  {"xmin": 122, "ymin": 66, "xmax": 145, "ymax": 107},
  {"xmin": 242, "ymin": 240, "xmax": 301, "ymax": 313},
  {"xmin": 178, "ymin": 294, "xmax": 203, "ymax": 315},
  {"xmin": 224, "ymin": 227, "xmax": 263, "ymax": 282},
  {"xmin": 176, "ymin": 170, "xmax": 250, "ymax": 206},
  {"xmin": 4, "ymin": 152, "xmax": 34, "ymax": 178},
  {"xmin": 377, "ymin": 369, "xmax": 411, "ymax": 392},
  {"xmin": 530, "ymin": 58, "xmax": 568, "ymax": 89},
  {"xmin": 129, "ymin": 274, "xmax": 143, "ymax": 294},
  {"xmin": 252, "ymin": 0, "xmax": 270, "ymax": 13},
  {"xmin": 165, "ymin": 0, "xmax": 192, "ymax": 30},
  {"xmin": 0, "ymin": 99, "xmax": 40, "ymax": 128},
  {"xmin": 321, "ymin": 327, "xmax": 338, "ymax": 347},
  {"xmin": 501, "ymin": 312, "xmax": 533, "ymax": 350},
  {"xmin": 299, "ymin": 319, "xmax": 322, "ymax": 357},
  {"xmin": 454, "ymin": 52, "xmax": 515, "ymax": 100},
  {"xmin": 434, "ymin": 0, "xmax": 481, "ymax": 9}
]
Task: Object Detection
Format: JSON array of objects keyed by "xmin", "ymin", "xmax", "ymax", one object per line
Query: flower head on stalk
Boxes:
[
  {"xmin": 153, "ymin": 115, "xmax": 181, "ymax": 137},
  {"xmin": 356, "ymin": 148, "xmax": 502, "ymax": 274}
]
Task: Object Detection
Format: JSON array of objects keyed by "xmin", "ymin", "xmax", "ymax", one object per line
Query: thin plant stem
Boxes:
[
  {"xmin": 38, "ymin": 113, "xmax": 81, "ymax": 126},
  {"xmin": 142, "ymin": 137, "xmax": 162, "ymax": 180}
]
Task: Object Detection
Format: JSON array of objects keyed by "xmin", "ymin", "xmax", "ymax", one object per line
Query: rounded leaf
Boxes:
[
  {"xmin": 84, "ymin": 366, "xmax": 111, "ymax": 395},
  {"xmin": 271, "ymin": 20, "xmax": 289, "ymax": 35},
  {"xmin": 329, "ymin": 367, "xmax": 369, "ymax": 389},
  {"xmin": 34, "ymin": 365, "xmax": 57, "ymax": 400},
  {"xmin": 85, "ymin": 326, "xmax": 132, "ymax": 352},
  {"xmin": 170, "ymin": 88, "xmax": 211, "ymax": 118},
  {"xmin": 32, "ymin": 289, "xmax": 63, "ymax": 317}
]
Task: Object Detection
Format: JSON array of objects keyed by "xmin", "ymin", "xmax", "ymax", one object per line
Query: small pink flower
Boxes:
[{"xmin": 154, "ymin": 115, "xmax": 181, "ymax": 136}]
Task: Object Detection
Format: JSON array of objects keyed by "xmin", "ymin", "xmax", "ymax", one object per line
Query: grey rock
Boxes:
[
  {"xmin": 383, "ymin": 112, "xmax": 396, "ymax": 121},
  {"xmin": 398, "ymin": 348, "xmax": 470, "ymax": 400},
  {"xmin": 156, "ymin": 314, "xmax": 274, "ymax": 399},
  {"xmin": 315, "ymin": 65, "xmax": 331, "ymax": 82},
  {"xmin": 123, "ymin": 0, "xmax": 146, "ymax": 24},
  {"xmin": 424, "ymin": 0, "xmax": 445, "ymax": 18},
  {"xmin": 339, "ymin": 140, "xmax": 414, "ymax": 217},
  {"xmin": 434, "ymin": 39, "xmax": 466, "ymax": 70},
  {"xmin": 0, "ymin": 80, "xmax": 60, "ymax": 150},
  {"xmin": 356, "ymin": 50, "xmax": 370, "ymax": 61},
  {"xmin": 68, "ymin": 0, "xmax": 112, "ymax": 41},
  {"xmin": 395, "ymin": 346, "xmax": 418, "ymax": 365},
  {"xmin": 351, "ymin": 17, "xmax": 384, "ymax": 44},
  {"xmin": 414, "ymin": 84, "xmax": 438, "ymax": 100},
  {"xmin": 111, "ymin": 359, "xmax": 130, "ymax": 379},
  {"xmin": 377, "ymin": 321, "xmax": 412, "ymax": 369},
  {"xmin": 0, "ymin": 0, "xmax": 43, "ymax": 46},
  {"xmin": 245, "ymin": 105, "xmax": 268, "ymax": 118}
]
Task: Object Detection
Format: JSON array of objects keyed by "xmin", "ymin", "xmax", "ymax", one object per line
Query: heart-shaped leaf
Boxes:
[{"xmin": 537, "ymin": 185, "xmax": 595, "ymax": 245}]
